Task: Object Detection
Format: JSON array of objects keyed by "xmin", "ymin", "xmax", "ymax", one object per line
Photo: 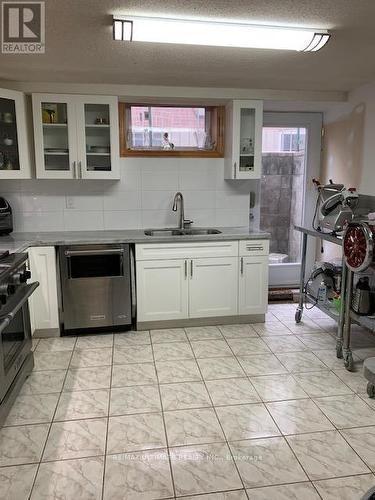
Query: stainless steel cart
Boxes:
[{"xmin": 294, "ymin": 225, "xmax": 351, "ymax": 368}]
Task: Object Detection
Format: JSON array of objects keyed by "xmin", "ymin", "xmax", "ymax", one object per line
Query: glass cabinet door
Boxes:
[
  {"xmin": 239, "ymin": 108, "xmax": 256, "ymax": 174},
  {"xmin": 76, "ymin": 97, "xmax": 119, "ymax": 180},
  {"xmin": 40, "ymin": 101, "xmax": 71, "ymax": 173},
  {"xmin": 84, "ymin": 103, "xmax": 112, "ymax": 173},
  {"xmin": 0, "ymin": 97, "xmax": 20, "ymax": 172}
]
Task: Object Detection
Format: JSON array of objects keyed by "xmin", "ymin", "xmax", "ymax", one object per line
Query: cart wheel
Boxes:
[
  {"xmin": 336, "ymin": 342, "xmax": 343, "ymax": 359},
  {"xmin": 295, "ymin": 308, "xmax": 302, "ymax": 324},
  {"xmin": 367, "ymin": 382, "xmax": 375, "ymax": 398},
  {"xmin": 344, "ymin": 352, "xmax": 354, "ymax": 371}
]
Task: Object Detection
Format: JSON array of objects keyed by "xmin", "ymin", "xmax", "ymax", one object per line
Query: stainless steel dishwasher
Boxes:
[{"xmin": 59, "ymin": 244, "xmax": 132, "ymax": 333}]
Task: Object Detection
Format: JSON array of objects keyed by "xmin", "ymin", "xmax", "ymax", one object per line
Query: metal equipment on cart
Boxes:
[{"xmin": 312, "ymin": 178, "xmax": 358, "ymax": 234}]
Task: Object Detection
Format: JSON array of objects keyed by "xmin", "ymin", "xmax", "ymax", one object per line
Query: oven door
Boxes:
[{"xmin": 0, "ymin": 282, "xmax": 39, "ymax": 403}]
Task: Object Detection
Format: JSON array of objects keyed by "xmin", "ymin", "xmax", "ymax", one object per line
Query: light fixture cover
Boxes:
[{"xmin": 112, "ymin": 16, "xmax": 330, "ymax": 52}]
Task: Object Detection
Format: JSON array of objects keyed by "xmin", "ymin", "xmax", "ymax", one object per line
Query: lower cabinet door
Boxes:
[
  {"xmin": 136, "ymin": 259, "xmax": 188, "ymax": 322},
  {"xmin": 28, "ymin": 246, "xmax": 59, "ymax": 333},
  {"xmin": 239, "ymin": 255, "xmax": 268, "ymax": 315},
  {"xmin": 189, "ymin": 257, "xmax": 238, "ymax": 318}
]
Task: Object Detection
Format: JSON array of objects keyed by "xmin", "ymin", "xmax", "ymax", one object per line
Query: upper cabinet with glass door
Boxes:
[
  {"xmin": 225, "ymin": 100, "xmax": 263, "ymax": 180},
  {"xmin": 32, "ymin": 94, "xmax": 119, "ymax": 180},
  {"xmin": 0, "ymin": 88, "xmax": 32, "ymax": 179},
  {"xmin": 76, "ymin": 96, "xmax": 119, "ymax": 180}
]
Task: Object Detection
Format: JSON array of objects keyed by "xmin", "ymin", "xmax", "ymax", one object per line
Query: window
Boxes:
[
  {"xmin": 262, "ymin": 127, "xmax": 306, "ymax": 153},
  {"xmin": 119, "ymin": 103, "xmax": 224, "ymax": 157}
]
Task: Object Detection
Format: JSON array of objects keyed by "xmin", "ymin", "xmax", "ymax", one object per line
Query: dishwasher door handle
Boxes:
[{"xmin": 64, "ymin": 248, "xmax": 124, "ymax": 257}]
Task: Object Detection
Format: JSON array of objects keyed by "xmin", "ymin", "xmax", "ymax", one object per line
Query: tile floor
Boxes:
[{"xmin": 1, "ymin": 302, "xmax": 375, "ymax": 499}]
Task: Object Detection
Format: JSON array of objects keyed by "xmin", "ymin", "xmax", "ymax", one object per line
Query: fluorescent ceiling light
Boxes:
[{"xmin": 112, "ymin": 16, "xmax": 330, "ymax": 52}]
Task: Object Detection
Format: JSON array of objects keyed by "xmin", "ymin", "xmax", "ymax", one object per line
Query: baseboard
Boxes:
[
  {"xmin": 137, "ymin": 314, "xmax": 265, "ymax": 330},
  {"xmin": 32, "ymin": 328, "xmax": 61, "ymax": 338}
]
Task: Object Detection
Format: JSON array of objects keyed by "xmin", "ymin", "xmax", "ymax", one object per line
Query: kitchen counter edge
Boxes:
[{"xmin": 0, "ymin": 228, "xmax": 270, "ymax": 254}]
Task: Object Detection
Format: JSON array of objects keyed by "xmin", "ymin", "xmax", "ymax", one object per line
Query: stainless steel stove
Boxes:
[{"xmin": 0, "ymin": 250, "xmax": 39, "ymax": 426}]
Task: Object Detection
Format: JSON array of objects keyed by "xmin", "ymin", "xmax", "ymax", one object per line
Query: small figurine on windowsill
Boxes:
[{"xmin": 162, "ymin": 132, "xmax": 174, "ymax": 150}]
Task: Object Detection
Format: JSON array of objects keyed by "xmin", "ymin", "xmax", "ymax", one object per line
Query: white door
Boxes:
[
  {"xmin": 261, "ymin": 112, "xmax": 322, "ymax": 287},
  {"xmin": 239, "ymin": 256, "xmax": 268, "ymax": 315},
  {"xmin": 32, "ymin": 94, "xmax": 78, "ymax": 179},
  {"xmin": 75, "ymin": 96, "xmax": 120, "ymax": 180},
  {"xmin": 189, "ymin": 257, "xmax": 238, "ymax": 318},
  {"xmin": 136, "ymin": 259, "xmax": 188, "ymax": 322}
]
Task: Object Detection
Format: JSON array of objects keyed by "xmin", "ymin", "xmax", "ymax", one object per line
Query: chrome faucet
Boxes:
[{"xmin": 172, "ymin": 192, "xmax": 193, "ymax": 230}]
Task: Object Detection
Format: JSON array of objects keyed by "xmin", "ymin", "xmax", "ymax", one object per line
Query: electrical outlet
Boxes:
[{"xmin": 65, "ymin": 196, "xmax": 75, "ymax": 209}]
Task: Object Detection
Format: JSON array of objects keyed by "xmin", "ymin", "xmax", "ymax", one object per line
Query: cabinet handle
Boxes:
[
  {"xmin": 78, "ymin": 161, "xmax": 82, "ymax": 179},
  {"xmin": 190, "ymin": 260, "xmax": 193, "ymax": 278},
  {"xmin": 184, "ymin": 260, "xmax": 187, "ymax": 279},
  {"xmin": 246, "ymin": 246, "xmax": 263, "ymax": 251},
  {"xmin": 240, "ymin": 257, "xmax": 244, "ymax": 275},
  {"xmin": 234, "ymin": 162, "xmax": 237, "ymax": 179},
  {"xmin": 73, "ymin": 161, "xmax": 77, "ymax": 179}
]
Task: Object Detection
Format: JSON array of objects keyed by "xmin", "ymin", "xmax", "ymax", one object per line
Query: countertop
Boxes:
[{"xmin": 0, "ymin": 227, "xmax": 270, "ymax": 254}]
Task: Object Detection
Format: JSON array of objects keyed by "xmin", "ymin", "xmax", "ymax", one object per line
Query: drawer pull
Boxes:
[
  {"xmin": 246, "ymin": 246, "xmax": 264, "ymax": 251},
  {"xmin": 240, "ymin": 257, "xmax": 244, "ymax": 275},
  {"xmin": 184, "ymin": 260, "xmax": 187, "ymax": 279}
]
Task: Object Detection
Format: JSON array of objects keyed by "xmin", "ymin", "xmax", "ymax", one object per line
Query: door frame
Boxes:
[{"xmin": 262, "ymin": 112, "xmax": 322, "ymax": 287}]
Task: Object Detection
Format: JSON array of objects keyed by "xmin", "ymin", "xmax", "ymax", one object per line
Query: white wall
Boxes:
[
  {"xmin": 1, "ymin": 158, "xmax": 256, "ymax": 232},
  {"xmin": 324, "ymin": 80, "xmax": 375, "ymax": 195}
]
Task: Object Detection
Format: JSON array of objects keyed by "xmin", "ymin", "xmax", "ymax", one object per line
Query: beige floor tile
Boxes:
[
  {"xmin": 113, "ymin": 345, "xmax": 153, "ymax": 364},
  {"xmin": 293, "ymin": 371, "xmax": 353, "ymax": 397},
  {"xmin": 31, "ymin": 457, "xmax": 104, "ymax": 500},
  {"xmin": 341, "ymin": 426, "xmax": 375, "ymax": 471},
  {"xmin": 237, "ymin": 354, "xmax": 288, "ymax": 376},
  {"xmin": 153, "ymin": 342, "xmax": 194, "ymax": 362},
  {"xmin": 110, "ymin": 385, "xmax": 161, "ymax": 415},
  {"xmin": 216, "ymin": 403, "xmax": 280, "ymax": 441},
  {"xmin": 191, "ymin": 340, "xmax": 233, "ymax": 358},
  {"xmin": 164, "ymin": 407, "xmax": 225, "ymax": 446},
  {"xmin": 104, "ymin": 449, "xmax": 173, "ymax": 500},
  {"xmin": 156, "ymin": 359, "xmax": 202, "ymax": 383},
  {"xmin": 185, "ymin": 326, "xmax": 223, "ymax": 341},
  {"xmin": 226, "ymin": 338, "xmax": 270, "ymax": 356},
  {"xmin": 313, "ymin": 474, "xmax": 375, "ymax": 500},
  {"xmin": 55, "ymin": 389, "xmax": 109, "ymax": 421},
  {"xmin": 218, "ymin": 324, "xmax": 258, "ymax": 339},
  {"xmin": 198, "ymin": 356, "xmax": 246, "ymax": 380},
  {"xmin": 206, "ymin": 378, "xmax": 261, "ymax": 405},
  {"xmin": 160, "ymin": 381, "xmax": 212, "ymax": 411},
  {"xmin": 0, "ymin": 424, "xmax": 49, "ymax": 466},
  {"xmin": 314, "ymin": 394, "xmax": 375, "ymax": 428},
  {"xmin": 107, "ymin": 413, "xmax": 166, "ymax": 453},
  {"xmin": 151, "ymin": 328, "xmax": 188, "ymax": 343},
  {"xmin": 250, "ymin": 374, "xmax": 308, "ymax": 402},
  {"xmin": 230, "ymin": 437, "xmax": 307, "ymax": 488},
  {"xmin": 75, "ymin": 334, "xmax": 114, "ymax": 349},
  {"xmin": 20, "ymin": 370, "xmax": 66, "ymax": 395},
  {"xmin": 266, "ymin": 399, "xmax": 334, "ymax": 435},
  {"xmin": 70, "ymin": 348, "xmax": 112, "ymax": 368},
  {"xmin": 170, "ymin": 442, "xmax": 242, "ymax": 496},
  {"xmin": 43, "ymin": 418, "xmax": 107, "ymax": 461},
  {"xmin": 5, "ymin": 393, "xmax": 59, "ymax": 426},
  {"xmin": 113, "ymin": 330, "xmax": 150, "ymax": 346},
  {"xmin": 276, "ymin": 352, "xmax": 328, "ymax": 373},
  {"xmin": 64, "ymin": 366, "xmax": 111, "ymax": 391},
  {"xmin": 111, "ymin": 362, "xmax": 157, "ymax": 387},
  {"xmin": 287, "ymin": 431, "xmax": 370, "ymax": 480},
  {"xmin": 0, "ymin": 464, "xmax": 38, "ymax": 500},
  {"xmin": 246, "ymin": 482, "xmax": 320, "ymax": 499}
]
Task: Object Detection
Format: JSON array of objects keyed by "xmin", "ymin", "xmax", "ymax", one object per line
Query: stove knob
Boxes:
[
  {"xmin": 0, "ymin": 283, "xmax": 10, "ymax": 296},
  {"xmin": 20, "ymin": 270, "xmax": 31, "ymax": 283},
  {"xmin": 11, "ymin": 273, "xmax": 22, "ymax": 285}
]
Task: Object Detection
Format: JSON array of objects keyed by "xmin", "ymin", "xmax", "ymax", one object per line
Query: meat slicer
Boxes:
[{"xmin": 312, "ymin": 179, "xmax": 359, "ymax": 234}]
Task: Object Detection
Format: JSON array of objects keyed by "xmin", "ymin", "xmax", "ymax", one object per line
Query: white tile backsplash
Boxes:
[{"xmin": 1, "ymin": 158, "xmax": 255, "ymax": 231}]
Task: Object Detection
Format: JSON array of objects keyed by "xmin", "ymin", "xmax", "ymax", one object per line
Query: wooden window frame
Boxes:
[{"xmin": 119, "ymin": 102, "xmax": 225, "ymax": 158}]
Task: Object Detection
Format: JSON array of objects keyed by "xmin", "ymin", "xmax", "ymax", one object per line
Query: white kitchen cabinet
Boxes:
[
  {"xmin": 136, "ymin": 259, "xmax": 188, "ymax": 322},
  {"xmin": 239, "ymin": 255, "xmax": 269, "ymax": 315},
  {"xmin": 32, "ymin": 93, "xmax": 119, "ymax": 179},
  {"xmin": 189, "ymin": 257, "xmax": 238, "ymax": 318},
  {"xmin": 225, "ymin": 100, "xmax": 263, "ymax": 180},
  {"xmin": 28, "ymin": 246, "xmax": 60, "ymax": 335},
  {"xmin": 0, "ymin": 88, "xmax": 32, "ymax": 179}
]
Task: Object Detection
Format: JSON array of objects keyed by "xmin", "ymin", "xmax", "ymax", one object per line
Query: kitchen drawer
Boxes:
[
  {"xmin": 239, "ymin": 239, "xmax": 269, "ymax": 256},
  {"xmin": 136, "ymin": 241, "xmax": 239, "ymax": 261}
]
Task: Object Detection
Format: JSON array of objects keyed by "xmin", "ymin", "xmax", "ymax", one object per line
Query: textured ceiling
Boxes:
[{"xmin": 0, "ymin": 0, "xmax": 374, "ymax": 91}]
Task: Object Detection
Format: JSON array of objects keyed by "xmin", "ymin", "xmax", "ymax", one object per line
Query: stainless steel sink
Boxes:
[{"xmin": 144, "ymin": 228, "xmax": 222, "ymax": 237}]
